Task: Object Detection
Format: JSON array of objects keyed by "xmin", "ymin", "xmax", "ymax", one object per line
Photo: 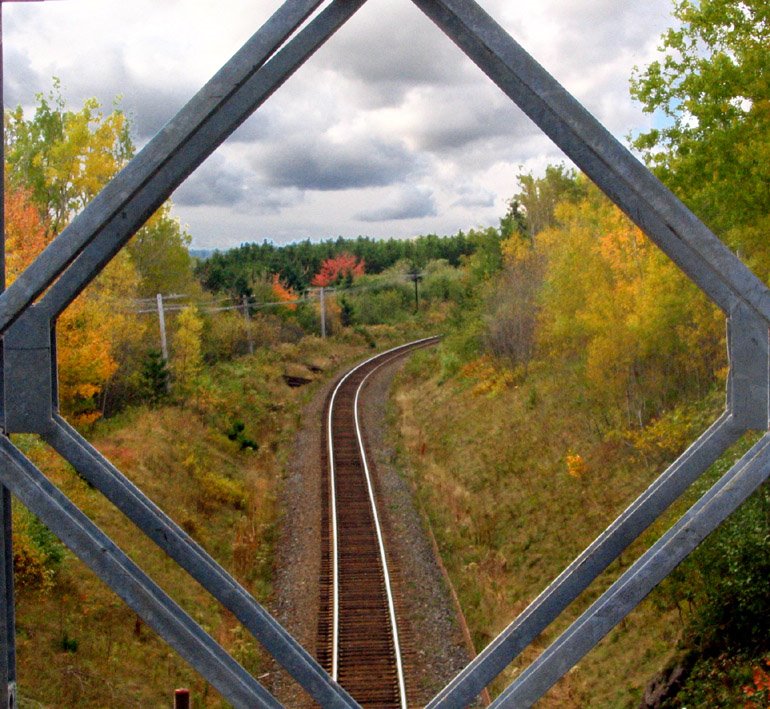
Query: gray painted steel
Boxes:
[
  {"xmin": 426, "ymin": 413, "xmax": 745, "ymax": 708},
  {"xmin": 0, "ymin": 489, "xmax": 10, "ymax": 709},
  {"xmin": 44, "ymin": 415, "xmax": 358, "ymax": 709},
  {"xmin": 492, "ymin": 434, "xmax": 770, "ymax": 707},
  {"xmin": 0, "ymin": 436, "xmax": 281, "ymax": 708},
  {"xmin": 0, "ymin": 0, "xmax": 325, "ymax": 330},
  {"xmin": 37, "ymin": 0, "xmax": 368, "ymax": 321},
  {"xmin": 411, "ymin": 0, "xmax": 770, "ymax": 321},
  {"xmin": 1, "ymin": 0, "xmax": 769, "ymax": 705}
]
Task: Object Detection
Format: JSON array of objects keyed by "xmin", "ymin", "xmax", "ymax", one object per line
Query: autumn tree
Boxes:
[
  {"xmin": 171, "ymin": 306, "xmax": 204, "ymax": 397},
  {"xmin": 484, "ymin": 167, "xmax": 584, "ymax": 367},
  {"xmin": 3, "ymin": 82, "xmax": 195, "ymax": 418},
  {"xmin": 271, "ymin": 273, "xmax": 298, "ymax": 311},
  {"xmin": 5, "ymin": 81, "xmax": 194, "ymax": 296},
  {"xmin": 537, "ymin": 183, "xmax": 723, "ymax": 426},
  {"xmin": 512, "ymin": 164, "xmax": 586, "ymax": 239},
  {"xmin": 4, "ymin": 179, "xmax": 141, "ymax": 423},
  {"xmin": 5, "ymin": 79, "xmax": 132, "ymax": 236},
  {"xmin": 311, "ymin": 253, "xmax": 365, "ymax": 288}
]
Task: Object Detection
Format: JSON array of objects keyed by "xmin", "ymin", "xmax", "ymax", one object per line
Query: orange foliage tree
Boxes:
[
  {"xmin": 5, "ymin": 180, "xmax": 141, "ymax": 425},
  {"xmin": 271, "ymin": 273, "xmax": 298, "ymax": 311},
  {"xmin": 311, "ymin": 252, "xmax": 365, "ymax": 288}
]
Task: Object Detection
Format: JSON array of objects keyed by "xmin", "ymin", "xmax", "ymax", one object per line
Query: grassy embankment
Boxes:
[
  {"xmin": 392, "ymin": 346, "xmax": 759, "ymax": 707},
  {"xmin": 12, "ymin": 328, "xmax": 419, "ymax": 707}
]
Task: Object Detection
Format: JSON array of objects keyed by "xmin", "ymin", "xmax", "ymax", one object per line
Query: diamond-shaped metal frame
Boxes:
[{"xmin": 0, "ymin": 1, "xmax": 768, "ymax": 707}]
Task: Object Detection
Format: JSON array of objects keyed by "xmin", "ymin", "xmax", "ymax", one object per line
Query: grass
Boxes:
[
  {"xmin": 11, "ymin": 329, "xmax": 412, "ymax": 707},
  {"xmin": 390, "ymin": 345, "xmax": 740, "ymax": 706}
]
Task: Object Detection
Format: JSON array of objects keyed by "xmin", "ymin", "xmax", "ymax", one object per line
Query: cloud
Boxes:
[
  {"xmin": 311, "ymin": 0, "xmax": 473, "ymax": 105},
  {"xmin": 451, "ymin": 184, "xmax": 496, "ymax": 210},
  {"xmin": 174, "ymin": 153, "xmax": 303, "ymax": 215},
  {"xmin": 0, "ymin": 0, "xmax": 674, "ymax": 248},
  {"xmin": 251, "ymin": 134, "xmax": 421, "ymax": 191},
  {"xmin": 357, "ymin": 185, "xmax": 436, "ymax": 222}
]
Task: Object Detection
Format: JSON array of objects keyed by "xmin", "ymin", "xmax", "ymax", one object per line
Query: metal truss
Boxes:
[{"xmin": 1, "ymin": 0, "xmax": 768, "ymax": 707}]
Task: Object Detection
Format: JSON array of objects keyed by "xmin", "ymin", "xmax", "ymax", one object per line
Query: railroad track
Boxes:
[{"xmin": 317, "ymin": 337, "xmax": 439, "ymax": 708}]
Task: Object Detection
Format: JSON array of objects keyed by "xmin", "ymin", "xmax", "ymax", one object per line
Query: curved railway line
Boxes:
[{"xmin": 316, "ymin": 337, "xmax": 440, "ymax": 708}]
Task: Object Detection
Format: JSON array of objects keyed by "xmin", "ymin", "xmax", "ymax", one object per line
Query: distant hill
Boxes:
[{"xmin": 189, "ymin": 248, "xmax": 215, "ymax": 260}]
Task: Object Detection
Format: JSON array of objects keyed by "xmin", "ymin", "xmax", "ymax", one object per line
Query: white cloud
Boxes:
[{"xmin": 3, "ymin": 0, "xmax": 674, "ymax": 249}]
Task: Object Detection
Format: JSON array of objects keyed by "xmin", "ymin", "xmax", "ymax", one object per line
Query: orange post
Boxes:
[{"xmin": 174, "ymin": 688, "xmax": 190, "ymax": 709}]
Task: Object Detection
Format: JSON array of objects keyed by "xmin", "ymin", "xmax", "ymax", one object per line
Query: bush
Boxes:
[
  {"xmin": 12, "ymin": 507, "xmax": 65, "ymax": 592},
  {"xmin": 352, "ymin": 287, "xmax": 412, "ymax": 325}
]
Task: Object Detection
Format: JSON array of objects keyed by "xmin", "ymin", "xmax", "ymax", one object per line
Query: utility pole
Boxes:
[
  {"xmin": 319, "ymin": 287, "xmax": 327, "ymax": 338},
  {"xmin": 241, "ymin": 294, "xmax": 254, "ymax": 354},
  {"xmin": 407, "ymin": 269, "xmax": 422, "ymax": 313},
  {"xmin": 156, "ymin": 293, "xmax": 169, "ymax": 362}
]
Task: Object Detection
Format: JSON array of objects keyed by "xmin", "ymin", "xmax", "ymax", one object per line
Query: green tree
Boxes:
[
  {"xmin": 630, "ymin": 0, "xmax": 770, "ymax": 233},
  {"xmin": 137, "ymin": 350, "xmax": 170, "ymax": 405},
  {"xmin": 127, "ymin": 204, "xmax": 194, "ymax": 296}
]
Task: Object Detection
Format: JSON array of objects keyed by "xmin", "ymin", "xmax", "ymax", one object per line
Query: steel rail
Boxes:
[
  {"xmin": 352, "ymin": 352, "xmax": 416, "ymax": 709},
  {"xmin": 326, "ymin": 337, "xmax": 438, "ymax": 678},
  {"xmin": 325, "ymin": 337, "xmax": 438, "ymax": 701}
]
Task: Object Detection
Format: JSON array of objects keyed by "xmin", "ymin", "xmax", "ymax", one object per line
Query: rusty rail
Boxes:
[{"xmin": 318, "ymin": 338, "xmax": 438, "ymax": 707}]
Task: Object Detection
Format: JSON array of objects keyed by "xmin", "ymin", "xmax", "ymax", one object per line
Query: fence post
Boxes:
[
  {"xmin": 242, "ymin": 295, "xmax": 254, "ymax": 355},
  {"xmin": 174, "ymin": 688, "xmax": 190, "ymax": 709},
  {"xmin": 320, "ymin": 287, "xmax": 327, "ymax": 338}
]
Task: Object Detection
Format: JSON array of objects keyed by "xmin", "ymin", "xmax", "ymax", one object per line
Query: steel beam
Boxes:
[
  {"xmin": 0, "ymin": 0, "xmax": 326, "ymax": 332},
  {"xmin": 44, "ymin": 415, "xmax": 359, "ymax": 709},
  {"xmin": 411, "ymin": 0, "xmax": 770, "ymax": 320},
  {"xmin": 0, "ymin": 488, "xmax": 10, "ymax": 709},
  {"xmin": 492, "ymin": 433, "xmax": 770, "ymax": 707},
  {"xmin": 0, "ymin": 437, "xmax": 281, "ymax": 708},
  {"xmin": 427, "ymin": 412, "xmax": 743, "ymax": 708},
  {"xmin": 0, "ymin": 489, "xmax": 11, "ymax": 709},
  {"xmin": 428, "ymin": 302, "xmax": 769, "ymax": 707},
  {"xmin": 37, "ymin": 0, "xmax": 369, "ymax": 320}
]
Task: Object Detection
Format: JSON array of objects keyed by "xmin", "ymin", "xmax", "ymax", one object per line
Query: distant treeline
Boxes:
[{"xmin": 195, "ymin": 232, "xmax": 477, "ymax": 295}]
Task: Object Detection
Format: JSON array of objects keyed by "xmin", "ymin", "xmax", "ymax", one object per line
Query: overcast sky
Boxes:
[{"xmin": 3, "ymin": 0, "xmax": 674, "ymax": 250}]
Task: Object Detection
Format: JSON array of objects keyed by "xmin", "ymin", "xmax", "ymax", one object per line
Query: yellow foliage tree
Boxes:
[
  {"xmin": 537, "ymin": 183, "xmax": 724, "ymax": 428},
  {"xmin": 171, "ymin": 305, "xmax": 204, "ymax": 397},
  {"xmin": 5, "ymin": 180, "xmax": 142, "ymax": 424}
]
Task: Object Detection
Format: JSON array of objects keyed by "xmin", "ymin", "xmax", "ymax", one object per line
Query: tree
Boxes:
[
  {"xmin": 311, "ymin": 253, "xmax": 365, "ymax": 288},
  {"xmin": 126, "ymin": 204, "xmax": 194, "ymax": 297},
  {"xmin": 630, "ymin": 0, "xmax": 770, "ymax": 233},
  {"xmin": 4, "ymin": 82, "xmax": 197, "ymax": 415},
  {"xmin": 4, "ymin": 178, "xmax": 142, "ymax": 423},
  {"xmin": 5, "ymin": 79, "xmax": 132, "ymax": 236},
  {"xmin": 171, "ymin": 306, "xmax": 204, "ymax": 397},
  {"xmin": 536, "ymin": 183, "xmax": 723, "ymax": 427},
  {"xmin": 514, "ymin": 164, "xmax": 586, "ymax": 238},
  {"xmin": 137, "ymin": 350, "xmax": 170, "ymax": 405},
  {"xmin": 6, "ymin": 81, "xmax": 194, "ymax": 296},
  {"xmin": 271, "ymin": 274, "xmax": 298, "ymax": 311}
]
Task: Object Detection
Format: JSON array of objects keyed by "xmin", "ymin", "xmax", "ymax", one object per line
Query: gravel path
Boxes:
[{"xmin": 270, "ymin": 350, "xmax": 476, "ymax": 707}]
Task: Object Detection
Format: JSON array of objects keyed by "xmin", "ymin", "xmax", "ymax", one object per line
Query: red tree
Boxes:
[{"xmin": 311, "ymin": 253, "xmax": 365, "ymax": 287}]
